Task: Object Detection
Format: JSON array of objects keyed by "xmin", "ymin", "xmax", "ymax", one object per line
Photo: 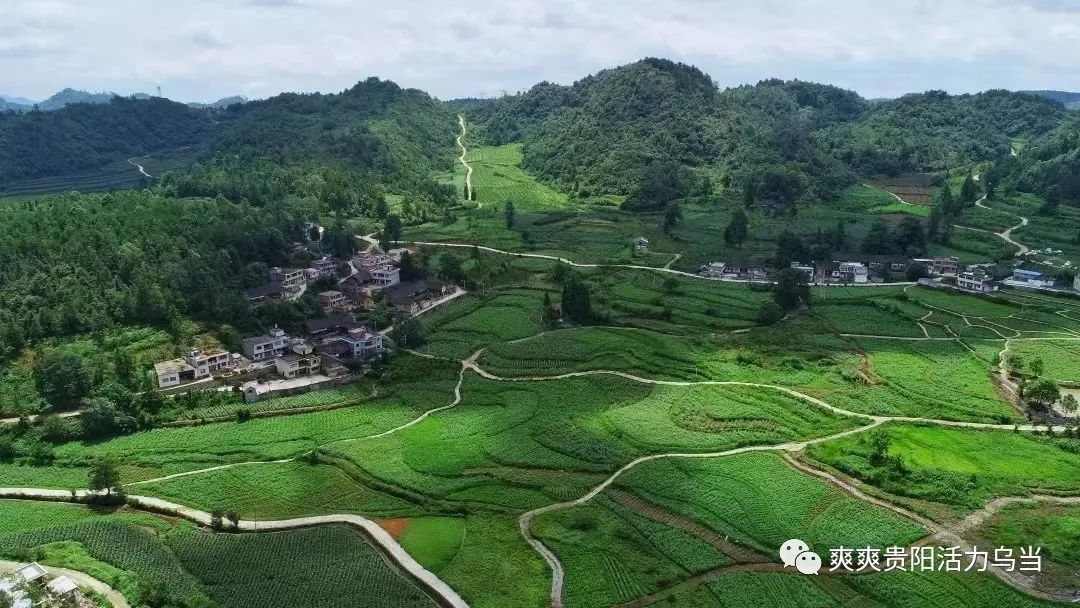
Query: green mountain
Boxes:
[
  {"xmin": 0, "ymin": 97, "xmax": 212, "ymax": 183},
  {"xmin": 466, "ymin": 60, "xmax": 1067, "ymax": 209}
]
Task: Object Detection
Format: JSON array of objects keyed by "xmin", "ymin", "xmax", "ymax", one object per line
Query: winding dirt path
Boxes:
[
  {"xmin": 127, "ymin": 156, "xmax": 152, "ymax": 179},
  {"xmin": 0, "ymin": 491, "xmax": 467, "ymax": 608},
  {"xmin": 956, "ymin": 195, "xmax": 1031, "ymax": 256},
  {"xmin": 457, "ymin": 115, "xmax": 473, "ymax": 204},
  {"xmin": 0, "ymin": 558, "xmax": 130, "ymax": 608}
]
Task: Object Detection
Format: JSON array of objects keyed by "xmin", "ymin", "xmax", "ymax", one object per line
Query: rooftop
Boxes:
[{"xmin": 154, "ymin": 359, "xmax": 193, "ymax": 375}]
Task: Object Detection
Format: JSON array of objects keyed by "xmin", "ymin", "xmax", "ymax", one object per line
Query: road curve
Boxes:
[
  {"xmin": 0, "ymin": 489, "xmax": 469, "ymax": 608},
  {"xmin": 960, "ymin": 195, "xmax": 1031, "ymax": 256},
  {"xmin": 457, "ymin": 115, "xmax": 473, "ymax": 204}
]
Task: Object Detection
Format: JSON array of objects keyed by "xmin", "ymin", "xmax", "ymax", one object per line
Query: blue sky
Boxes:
[{"xmin": 3, "ymin": 0, "xmax": 1080, "ymax": 102}]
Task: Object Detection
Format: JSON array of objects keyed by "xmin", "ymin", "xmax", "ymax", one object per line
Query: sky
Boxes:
[{"xmin": 4, "ymin": 0, "xmax": 1080, "ymax": 103}]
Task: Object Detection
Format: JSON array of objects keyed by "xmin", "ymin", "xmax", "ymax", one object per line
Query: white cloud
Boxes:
[{"xmin": 2, "ymin": 0, "xmax": 1080, "ymax": 102}]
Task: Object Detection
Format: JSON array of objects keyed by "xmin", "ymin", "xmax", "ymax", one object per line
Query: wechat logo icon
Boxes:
[{"xmin": 780, "ymin": 539, "xmax": 822, "ymax": 575}]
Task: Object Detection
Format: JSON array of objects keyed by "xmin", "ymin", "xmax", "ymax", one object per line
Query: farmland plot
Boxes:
[
  {"xmin": 171, "ymin": 525, "xmax": 441, "ymax": 608},
  {"xmin": 808, "ymin": 425, "xmax": 1080, "ymax": 510}
]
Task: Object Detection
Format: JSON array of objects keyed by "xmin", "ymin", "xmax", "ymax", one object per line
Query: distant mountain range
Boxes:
[
  {"xmin": 0, "ymin": 88, "xmax": 247, "ymax": 112},
  {"xmin": 1025, "ymin": 90, "xmax": 1080, "ymax": 109}
]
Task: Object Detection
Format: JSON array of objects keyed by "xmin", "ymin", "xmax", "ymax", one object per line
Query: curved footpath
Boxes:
[
  {"xmin": 457, "ymin": 115, "xmax": 473, "ymax": 204},
  {"xmin": 955, "ymin": 195, "xmax": 1031, "ymax": 256},
  {"xmin": 0, "ymin": 489, "xmax": 468, "ymax": 608},
  {"xmin": 0, "ymin": 558, "xmax": 130, "ymax": 608},
  {"xmin": 127, "ymin": 156, "xmax": 152, "ymax": 179}
]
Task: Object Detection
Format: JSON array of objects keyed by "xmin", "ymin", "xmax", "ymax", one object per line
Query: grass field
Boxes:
[
  {"xmin": 397, "ymin": 516, "xmax": 466, "ymax": 571},
  {"xmin": 808, "ymin": 424, "xmax": 1080, "ymax": 511}
]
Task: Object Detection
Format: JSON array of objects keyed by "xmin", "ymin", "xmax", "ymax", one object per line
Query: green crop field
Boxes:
[
  {"xmin": 171, "ymin": 525, "xmax": 441, "ymax": 608},
  {"xmin": 1007, "ymin": 339, "xmax": 1080, "ymax": 382},
  {"xmin": 138, "ymin": 461, "xmax": 418, "ymax": 519},
  {"xmin": 808, "ymin": 424, "xmax": 1080, "ymax": 511},
  {"xmin": 616, "ymin": 452, "xmax": 926, "ymax": 554},
  {"xmin": 466, "ymin": 144, "xmax": 572, "ymax": 211},
  {"xmin": 419, "ymin": 288, "xmax": 549, "ymax": 358},
  {"xmin": 973, "ymin": 502, "xmax": 1080, "ymax": 590}
]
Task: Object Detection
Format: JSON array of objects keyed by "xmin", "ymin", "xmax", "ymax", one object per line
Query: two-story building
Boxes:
[
  {"xmin": 242, "ymin": 326, "xmax": 291, "ymax": 361},
  {"xmin": 956, "ymin": 268, "xmax": 996, "ymax": 293},
  {"xmin": 270, "ymin": 267, "xmax": 306, "ymax": 290},
  {"xmin": 318, "ymin": 290, "xmax": 348, "ymax": 311},
  {"xmin": 371, "ymin": 265, "xmax": 401, "ymax": 287},
  {"xmin": 274, "ymin": 343, "xmax": 322, "ymax": 379},
  {"xmin": 154, "ymin": 348, "xmax": 238, "ymax": 388},
  {"xmin": 245, "ymin": 282, "xmax": 285, "ymax": 305},
  {"xmin": 931, "ymin": 257, "xmax": 960, "ymax": 277}
]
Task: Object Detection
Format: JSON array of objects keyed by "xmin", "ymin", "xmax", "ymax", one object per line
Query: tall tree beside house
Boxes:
[
  {"xmin": 772, "ymin": 268, "xmax": 810, "ymax": 311},
  {"xmin": 382, "ymin": 214, "xmax": 403, "ymax": 245},
  {"xmin": 724, "ymin": 208, "xmax": 749, "ymax": 247},
  {"xmin": 399, "ymin": 250, "xmax": 421, "ymax": 281},
  {"xmin": 773, "ymin": 230, "xmax": 807, "ymax": 267},
  {"xmin": 34, "ymin": 351, "xmax": 93, "ymax": 410},
  {"xmin": 542, "ymin": 291, "xmax": 560, "ymax": 328}
]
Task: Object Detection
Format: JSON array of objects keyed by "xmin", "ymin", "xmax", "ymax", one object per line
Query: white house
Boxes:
[
  {"xmin": 371, "ymin": 265, "xmax": 401, "ymax": 287},
  {"xmin": 698, "ymin": 262, "xmax": 725, "ymax": 278},
  {"xmin": 274, "ymin": 343, "xmax": 322, "ymax": 379},
  {"xmin": 318, "ymin": 290, "xmax": 348, "ymax": 311},
  {"xmin": 270, "ymin": 267, "xmax": 306, "ymax": 290},
  {"xmin": 242, "ymin": 326, "xmax": 291, "ymax": 361},
  {"xmin": 957, "ymin": 269, "xmax": 996, "ymax": 293},
  {"xmin": 154, "ymin": 348, "xmax": 237, "ymax": 388},
  {"xmin": 634, "ymin": 237, "xmax": 649, "ymax": 252}
]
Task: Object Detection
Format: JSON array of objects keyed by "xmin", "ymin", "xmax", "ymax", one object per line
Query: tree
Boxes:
[
  {"xmin": 1005, "ymin": 353, "xmax": 1024, "ymax": 373},
  {"xmin": 772, "ymin": 268, "xmax": 810, "ymax": 311},
  {"xmin": 438, "ymin": 253, "xmax": 465, "ymax": 284},
  {"xmin": 34, "ymin": 351, "xmax": 93, "ymax": 410},
  {"xmin": 723, "ymin": 208, "xmax": 749, "ymax": 247},
  {"xmin": 905, "ymin": 262, "xmax": 930, "ymax": 281},
  {"xmin": 504, "ymin": 201, "xmax": 516, "ymax": 228},
  {"xmin": 210, "ymin": 508, "xmax": 224, "ymax": 530},
  {"xmin": 383, "ymin": 214, "xmax": 402, "ymax": 244},
  {"xmin": 861, "ymin": 221, "xmax": 895, "ymax": 255},
  {"xmin": 89, "ymin": 455, "xmax": 122, "ymax": 497},
  {"xmin": 893, "ymin": 216, "xmax": 926, "ymax": 255},
  {"xmin": 1025, "ymin": 379, "xmax": 1060, "ymax": 408},
  {"xmin": 959, "ymin": 173, "xmax": 978, "ymax": 204},
  {"xmin": 1030, "ymin": 357, "xmax": 1045, "ymax": 378},
  {"xmin": 756, "ymin": 302, "xmax": 783, "ymax": 325},
  {"xmin": 225, "ymin": 510, "xmax": 241, "ymax": 528},
  {"xmin": 561, "ymin": 277, "xmax": 592, "ymax": 324},
  {"xmin": 622, "ymin": 160, "xmax": 693, "ymax": 212},
  {"xmin": 392, "ymin": 315, "xmax": 426, "ymax": 348},
  {"xmin": 773, "ymin": 231, "xmax": 806, "ymax": 268},
  {"xmin": 1061, "ymin": 393, "xmax": 1079, "ymax": 413},
  {"xmin": 399, "ymin": 250, "xmax": 421, "ymax": 281},
  {"xmin": 81, "ymin": 396, "xmax": 138, "ymax": 439},
  {"xmin": 542, "ymin": 292, "xmax": 560, "ymax": 328},
  {"xmin": 662, "ymin": 202, "xmax": 682, "ymax": 235},
  {"xmin": 829, "ymin": 219, "xmax": 847, "ymax": 250}
]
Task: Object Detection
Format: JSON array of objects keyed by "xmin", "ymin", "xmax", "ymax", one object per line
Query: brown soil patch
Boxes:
[{"xmin": 377, "ymin": 517, "xmax": 412, "ymax": 539}]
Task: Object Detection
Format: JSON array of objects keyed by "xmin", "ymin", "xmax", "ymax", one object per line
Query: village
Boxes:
[{"xmin": 153, "ymin": 244, "xmax": 461, "ymax": 402}]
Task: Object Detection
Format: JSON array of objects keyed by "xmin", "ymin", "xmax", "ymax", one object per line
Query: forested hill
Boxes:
[
  {"xmin": 0, "ymin": 97, "xmax": 211, "ymax": 182},
  {"xmin": 465, "ymin": 58, "xmax": 1067, "ymax": 207},
  {"xmin": 0, "ymin": 77, "xmax": 456, "ymax": 193},
  {"xmin": 211, "ymin": 77, "xmax": 456, "ymax": 181}
]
